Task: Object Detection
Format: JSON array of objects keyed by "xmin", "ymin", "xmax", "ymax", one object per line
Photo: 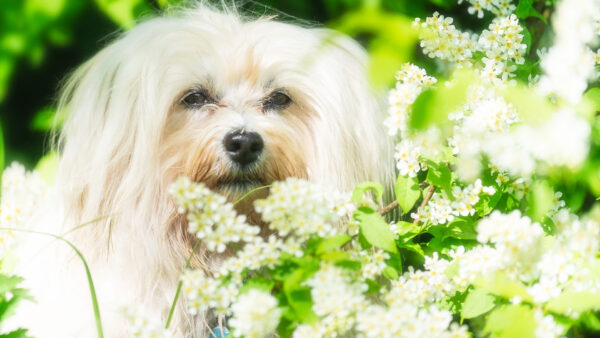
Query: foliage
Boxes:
[{"xmin": 2, "ymin": 0, "xmax": 600, "ymax": 337}]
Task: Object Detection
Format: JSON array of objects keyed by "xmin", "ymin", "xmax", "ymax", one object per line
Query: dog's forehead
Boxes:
[{"xmin": 168, "ymin": 20, "xmax": 320, "ymax": 90}]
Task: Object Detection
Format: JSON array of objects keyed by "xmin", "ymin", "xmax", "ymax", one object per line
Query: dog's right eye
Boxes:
[{"xmin": 182, "ymin": 91, "xmax": 212, "ymax": 108}]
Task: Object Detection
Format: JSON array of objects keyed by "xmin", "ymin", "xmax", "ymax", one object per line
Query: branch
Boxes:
[
  {"xmin": 413, "ymin": 185, "xmax": 436, "ymax": 225},
  {"xmin": 378, "ymin": 200, "xmax": 398, "ymax": 216}
]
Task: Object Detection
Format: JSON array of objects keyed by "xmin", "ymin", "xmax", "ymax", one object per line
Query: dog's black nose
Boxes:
[{"xmin": 223, "ymin": 130, "xmax": 264, "ymax": 166}]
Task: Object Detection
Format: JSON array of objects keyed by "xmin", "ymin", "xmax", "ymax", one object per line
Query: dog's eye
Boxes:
[
  {"xmin": 264, "ymin": 91, "xmax": 291, "ymax": 110},
  {"xmin": 182, "ymin": 91, "xmax": 212, "ymax": 108}
]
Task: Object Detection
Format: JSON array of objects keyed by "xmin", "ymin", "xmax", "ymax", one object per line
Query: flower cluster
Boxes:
[
  {"xmin": 123, "ymin": 306, "xmax": 171, "ymax": 338},
  {"xmin": 0, "ymin": 162, "xmax": 48, "ymax": 250},
  {"xmin": 537, "ymin": 0, "xmax": 598, "ymax": 104},
  {"xmin": 459, "ymin": 0, "xmax": 516, "ymax": 18},
  {"xmin": 416, "ymin": 12, "xmax": 525, "ymax": 83},
  {"xmin": 411, "ymin": 179, "xmax": 496, "ymax": 226},
  {"xmin": 181, "ymin": 269, "xmax": 236, "ymax": 315},
  {"xmin": 295, "ymin": 262, "xmax": 468, "ymax": 338},
  {"xmin": 416, "ymin": 13, "xmax": 478, "ymax": 67},
  {"xmin": 229, "ymin": 290, "xmax": 281, "ymax": 338},
  {"xmin": 385, "ymin": 63, "xmax": 437, "ymax": 137},
  {"xmin": 254, "ymin": 178, "xmax": 353, "ymax": 239},
  {"xmin": 302, "ymin": 264, "xmax": 367, "ymax": 335},
  {"xmin": 169, "ymin": 176, "xmax": 260, "ymax": 252}
]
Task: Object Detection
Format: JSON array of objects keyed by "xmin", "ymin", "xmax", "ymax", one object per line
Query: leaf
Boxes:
[
  {"xmin": 461, "ymin": 288, "xmax": 496, "ymax": 319},
  {"xmin": 94, "ymin": 0, "xmax": 151, "ymax": 30},
  {"xmin": 393, "ymin": 221, "xmax": 420, "ymax": 237},
  {"xmin": 35, "ymin": 151, "xmax": 59, "ymax": 186},
  {"xmin": 283, "ymin": 270, "xmax": 319, "ymax": 324},
  {"xmin": 395, "ymin": 175, "xmax": 421, "ymax": 215},
  {"xmin": 239, "ymin": 277, "xmax": 275, "ymax": 295},
  {"xmin": 476, "ymin": 192, "xmax": 502, "ymax": 217},
  {"xmin": 545, "ymin": 292, "xmax": 600, "ymax": 314},
  {"xmin": 0, "ymin": 122, "xmax": 4, "ymax": 186},
  {"xmin": 0, "ymin": 275, "xmax": 23, "ymax": 295},
  {"xmin": 483, "ymin": 305, "xmax": 536, "ymax": 338},
  {"xmin": 474, "ymin": 273, "xmax": 533, "ymax": 303},
  {"xmin": 426, "ymin": 162, "xmax": 452, "ymax": 196},
  {"xmin": 500, "ymin": 83, "xmax": 555, "ymax": 124},
  {"xmin": 365, "ymin": 279, "xmax": 381, "ymax": 294},
  {"xmin": 354, "ymin": 207, "xmax": 398, "ymax": 253},
  {"xmin": 410, "ymin": 69, "xmax": 475, "ymax": 130},
  {"xmin": 382, "ymin": 266, "xmax": 398, "ymax": 280},
  {"xmin": 526, "ymin": 180, "xmax": 554, "ymax": 223},
  {"xmin": 316, "ymin": 235, "xmax": 352, "ymax": 255},
  {"xmin": 351, "ymin": 182, "xmax": 384, "ymax": 205},
  {"xmin": 515, "ymin": 0, "xmax": 547, "ymax": 23},
  {"xmin": 0, "ymin": 329, "xmax": 32, "ymax": 338}
]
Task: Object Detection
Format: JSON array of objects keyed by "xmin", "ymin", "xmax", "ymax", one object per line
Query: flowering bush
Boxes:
[
  {"xmin": 3, "ymin": 0, "xmax": 600, "ymax": 337},
  {"xmin": 164, "ymin": 1, "xmax": 600, "ymax": 337}
]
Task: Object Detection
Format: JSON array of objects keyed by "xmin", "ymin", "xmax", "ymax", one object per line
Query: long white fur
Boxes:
[{"xmin": 14, "ymin": 4, "xmax": 394, "ymax": 337}]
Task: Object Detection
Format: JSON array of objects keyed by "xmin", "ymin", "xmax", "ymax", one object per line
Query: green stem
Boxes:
[
  {"xmin": 165, "ymin": 184, "xmax": 272, "ymax": 329},
  {"xmin": 233, "ymin": 184, "xmax": 272, "ymax": 206},
  {"xmin": 0, "ymin": 227, "xmax": 104, "ymax": 338},
  {"xmin": 165, "ymin": 239, "xmax": 201, "ymax": 329},
  {"xmin": 61, "ymin": 215, "xmax": 112, "ymax": 236}
]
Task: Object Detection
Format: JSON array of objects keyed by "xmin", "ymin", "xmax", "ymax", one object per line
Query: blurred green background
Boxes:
[{"xmin": 0, "ymin": 0, "xmax": 482, "ymax": 169}]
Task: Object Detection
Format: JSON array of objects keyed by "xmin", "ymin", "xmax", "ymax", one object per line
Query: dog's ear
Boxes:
[
  {"xmin": 303, "ymin": 29, "xmax": 396, "ymax": 201},
  {"xmin": 54, "ymin": 19, "xmax": 177, "ymax": 231}
]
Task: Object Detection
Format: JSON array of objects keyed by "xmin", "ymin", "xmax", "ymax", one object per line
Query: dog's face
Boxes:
[
  {"xmin": 159, "ymin": 20, "xmax": 321, "ymax": 201},
  {"xmin": 56, "ymin": 8, "xmax": 393, "ymax": 233}
]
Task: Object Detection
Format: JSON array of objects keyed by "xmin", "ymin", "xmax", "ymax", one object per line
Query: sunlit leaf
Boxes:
[
  {"xmin": 483, "ymin": 305, "xmax": 536, "ymax": 338},
  {"xmin": 395, "ymin": 174, "xmax": 421, "ymax": 215},
  {"xmin": 461, "ymin": 288, "xmax": 496, "ymax": 319},
  {"xmin": 410, "ymin": 69, "xmax": 476, "ymax": 131},
  {"xmin": 95, "ymin": 0, "xmax": 151, "ymax": 30},
  {"xmin": 355, "ymin": 207, "xmax": 398, "ymax": 253}
]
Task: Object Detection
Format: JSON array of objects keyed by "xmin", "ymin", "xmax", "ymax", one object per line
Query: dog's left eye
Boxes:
[
  {"xmin": 263, "ymin": 91, "xmax": 291, "ymax": 110},
  {"xmin": 182, "ymin": 91, "xmax": 212, "ymax": 107}
]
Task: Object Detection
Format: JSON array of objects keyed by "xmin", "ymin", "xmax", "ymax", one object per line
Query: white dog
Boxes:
[{"xmin": 15, "ymin": 4, "xmax": 393, "ymax": 337}]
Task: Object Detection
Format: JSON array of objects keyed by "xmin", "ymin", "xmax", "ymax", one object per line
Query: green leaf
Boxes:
[
  {"xmin": 239, "ymin": 277, "xmax": 275, "ymax": 295},
  {"xmin": 354, "ymin": 207, "xmax": 398, "ymax": 253},
  {"xmin": 474, "ymin": 273, "xmax": 533, "ymax": 303},
  {"xmin": 476, "ymin": 192, "xmax": 502, "ymax": 217},
  {"xmin": 0, "ymin": 275, "xmax": 23, "ymax": 295},
  {"xmin": 526, "ymin": 181, "xmax": 554, "ymax": 223},
  {"xmin": 35, "ymin": 151, "xmax": 59, "ymax": 186},
  {"xmin": 461, "ymin": 288, "xmax": 496, "ymax": 319},
  {"xmin": 95, "ymin": 0, "xmax": 151, "ymax": 30},
  {"xmin": 0, "ymin": 329, "xmax": 32, "ymax": 338},
  {"xmin": 516, "ymin": 0, "xmax": 547, "ymax": 23},
  {"xmin": 484, "ymin": 305, "xmax": 536, "ymax": 338},
  {"xmin": 426, "ymin": 162, "xmax": 452, "ymax": 196},
  {"xmin": 545, "ymin": 292, "xmax": 600, "ymax": 314},
  {"xmin": 500, "ymin": 83, "xmax": 555, "ymax": 124},
  {"xmin": 316, "ymin": 235, "xmax": 351, "ymax": 255},
  {"xmin": 0, "ymin": 122, "xmax": 4, "ymax": 182},
  {"xmin": 382, "ymin": 266, "xmax": 398, "ymax": 280},
  {"xmin": 393, "ymin": 221, "xmax": 419, "ymax": 237},
  {"xmin": 283, "ymin": 270, "xmax": 319, "ymax": 324},
  {"xmin": 365, "ymin": 279, "xmax": 381, "ymax": 294},
  {"xmin": 395, "ymin": 175, "xmax": 421, "ymax": 215},
  {"xmin": 410, "ymin": 69, "xmax": 475, "ymax": 130},
  {"xmin": 352, "ymin": 182, "xmax": 384, "ymax": 205}
]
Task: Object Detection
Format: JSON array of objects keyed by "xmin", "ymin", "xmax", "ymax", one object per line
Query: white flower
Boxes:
[
  {"xmin": 169, "ymin": 176, "xmax": 260, "ymax": 253},
  {"xmin": 0, "ymin": 163, "xmax": 49, "ymax": 249},
  {"xmin": 527, "ymin": 276, "xmax": 562, "ymax": 304},
  {"xmin": 123, "ymin": 306, "xmax": 172, "ymax": 338},
  {"xmin": 253, "ymin": 178, "xmax": 352, "ymax": 240},
  {"xmin": 534, "ymin": 310, "xmax": 563, "ymax": 338},
  {"xmin": 230, "ymin": 290, "xmax": 281, "ymax": 338}
]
